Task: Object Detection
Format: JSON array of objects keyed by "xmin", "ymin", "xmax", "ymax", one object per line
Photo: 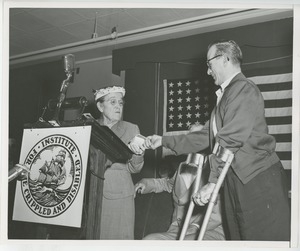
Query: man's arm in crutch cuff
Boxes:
[
  {"xmin": 208, "ymin": 142, "xmax": 234, "ymax": 184},
  {"xmin": 209, "ymin": 142, "xmax": 234, "ymax": 204}
]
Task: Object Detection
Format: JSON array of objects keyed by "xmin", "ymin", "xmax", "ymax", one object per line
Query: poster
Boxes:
[{"xmin": 12, "ymin": 126, "xmax": 91, "ymax": 228}]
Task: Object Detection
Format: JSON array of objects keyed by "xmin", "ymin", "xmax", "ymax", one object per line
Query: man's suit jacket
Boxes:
[{"xmin": 162, "ymin": 73, "xmax": 280, "ymax": 184}]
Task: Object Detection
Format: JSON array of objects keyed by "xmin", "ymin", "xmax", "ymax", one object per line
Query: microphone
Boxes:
[
  {"xmin": 63, "ymin": 54, "xmax": 75, "ymax": 74},
  {"xmin": 8, "ymin": 164, "xmax": 30, "ymax": 183}
]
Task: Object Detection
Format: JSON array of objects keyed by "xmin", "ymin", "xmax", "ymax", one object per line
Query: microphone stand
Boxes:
[
  {"xmin": 52, "ymin": 72, "xmax": 73, "ymax": 124},
  {"xmin": 52, "ymin": 54, "xmax": 75, "ymax": 125}
]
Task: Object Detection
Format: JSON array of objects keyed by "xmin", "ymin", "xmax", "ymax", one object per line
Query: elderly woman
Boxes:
[{"xmin": 85, "ymin": 86, "xmax": 144, "ymax": 239}]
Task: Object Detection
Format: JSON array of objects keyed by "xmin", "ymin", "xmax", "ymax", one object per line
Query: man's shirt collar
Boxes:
[{"xmin": 216, "ymin": 71, "xmax": 240, "ymax": 97}]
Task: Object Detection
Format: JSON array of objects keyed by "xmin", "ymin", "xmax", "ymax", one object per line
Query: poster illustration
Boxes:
[{"xmin": 13, "ymin": 126, "xmax": 91, "ymax": 228}]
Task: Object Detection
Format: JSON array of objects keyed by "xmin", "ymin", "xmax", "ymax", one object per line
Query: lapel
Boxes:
[
  {"xmin": 111, "ymin": 121, "xmax": 126, "ymax": 140},
  {"xmin": 98, "ymin": 119, "xmax": 127, "ymax": 140},
  {"xmin": 212, "ymin": 73, "xmax": 245, "ymax": 138},
  {"xmin": 96, "ymin": 119, "xmax": 127, "ymax": 166},
  {"xmin": 215, "ymin": 100, "xmax": 221, "ymax": 134}
]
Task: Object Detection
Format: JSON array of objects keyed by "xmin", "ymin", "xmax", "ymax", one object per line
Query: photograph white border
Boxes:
[{"xmin": 1, "ymin": 1, "xmax": 300, "ymax": 251}]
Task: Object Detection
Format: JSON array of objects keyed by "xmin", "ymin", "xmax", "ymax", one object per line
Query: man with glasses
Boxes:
[{"xmin": 144, "ymin": 39, "xmax": 290, "ymax": 241}]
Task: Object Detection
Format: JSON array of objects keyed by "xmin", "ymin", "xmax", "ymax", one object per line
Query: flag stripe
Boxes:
[
  {"xmin": 266, "ymin": 116, "xmax": 292, "ymax": 125},
  {"xmin": 281, "ymin": 161, "xmax": 291, "ymax": 170},
  {"xmin": 249, "ymin": 73, "xmax": 292, "ymax": 83},
  {"xmin": 257, "ymin": 81, "xmax": 292, "ymax": 92},
  {"xmin": 164, "ymin": 130, "xmax": 190, "ymax": 136},
  {"xmin": 275, "ymin": 142, "xmax": 292, "ymax": 152},
  {"xmin": 261, "ymin": 90, "xmax": 292, "ymax": 100},
  {"xmin": 276, "ymin": 152, "xmax": 292, "ymax": 161},
  {"xmin": 265, "ymin": 107, "xmax": 292, "ymax": 117},
  {"xmin": 264, "ymin": 99, "xmax": 292, "ymax": 108},
  {"xmin": 272, "ymin": 133, "xmax": 292, "ymax": 142},
  {"xmin": 268, "ymin": 124, "xmax": 291, "ymax": 134}
]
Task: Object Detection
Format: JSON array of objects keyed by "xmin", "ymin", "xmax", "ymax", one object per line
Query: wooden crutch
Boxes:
[
  {"xmin": 179, "ymin": 153, "xmax": 206, "ymax": 240},
  {"xmin": 197, "ymin": 142, "xmax": 234, "ymax": 240}
]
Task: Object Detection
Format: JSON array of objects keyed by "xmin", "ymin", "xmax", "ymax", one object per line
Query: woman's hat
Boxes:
[{"xmin": 94, "ymin": 86, "xmax": 125, "ymax": 101}]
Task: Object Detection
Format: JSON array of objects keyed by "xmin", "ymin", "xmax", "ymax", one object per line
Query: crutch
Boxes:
[
  {"xmin": 197, "ymin": 142, "xmax": 234, "ymax": 240},
  {"xmin": 179, "ymin": 153, "xmax": 206, "ymax": 240}
]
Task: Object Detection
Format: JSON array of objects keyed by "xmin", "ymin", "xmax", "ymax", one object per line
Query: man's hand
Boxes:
[
  {"xmin": 144, "ymin": 135, "xmax": 162, "ymax": 150},
  {"xmin": 192, "ymin": 182, "xmax": 216, "ymax": 206}
]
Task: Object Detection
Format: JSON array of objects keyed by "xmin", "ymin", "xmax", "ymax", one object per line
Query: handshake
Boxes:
[
  {"xmin": 128, "ymin": 134, "xmax": 162, "ymax": 155},
  {"xmin": 128, "ymin": 124, "xmax": 204, "ymax": 155}
]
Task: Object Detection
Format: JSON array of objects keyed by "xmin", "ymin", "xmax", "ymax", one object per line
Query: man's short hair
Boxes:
[{"xmin": 208, "ymin": 39, "xmax": 243, "ymax": 66}]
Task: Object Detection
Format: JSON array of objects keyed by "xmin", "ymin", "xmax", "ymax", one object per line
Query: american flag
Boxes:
[
  {"xmin": 163, "ymin": 73, "xmax": 292, "ymax": 169},
  {"xmin": 162, "ymin": 78, "xmax": 216, "ymax": 156},
  {"xmin": 163, "ymin": 78, "xmax": 216, "ymax": 133}
]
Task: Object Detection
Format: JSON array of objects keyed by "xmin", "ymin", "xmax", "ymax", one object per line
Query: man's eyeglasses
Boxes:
[{"xmin": 206, "ymin": 54, "xmax": 223, "ymax": 68}]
